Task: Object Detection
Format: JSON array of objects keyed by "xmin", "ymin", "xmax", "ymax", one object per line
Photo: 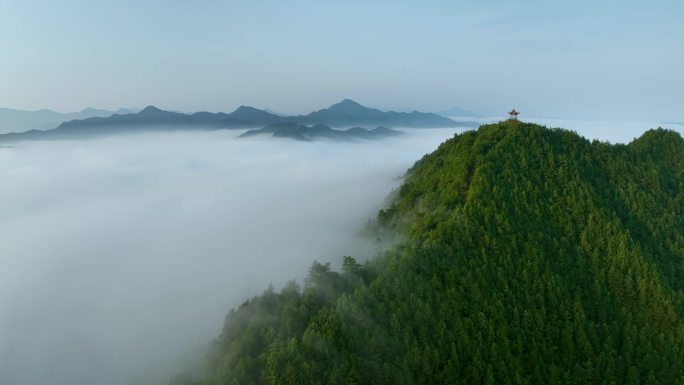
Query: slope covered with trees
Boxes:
[{"xmin": 186, "ymin": 122, "xmax": 684, "ymax": 385}]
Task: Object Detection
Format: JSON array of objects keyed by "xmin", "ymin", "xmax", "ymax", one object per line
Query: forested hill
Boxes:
[{"xmin": 184, "ymin": 121, "xmax": 684, "ymax": 385}]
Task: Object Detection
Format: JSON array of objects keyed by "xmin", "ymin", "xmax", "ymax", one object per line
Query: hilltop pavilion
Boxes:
[{"xmin": 508, "ymin": 109, "xmax": 520, "ymax": 121}]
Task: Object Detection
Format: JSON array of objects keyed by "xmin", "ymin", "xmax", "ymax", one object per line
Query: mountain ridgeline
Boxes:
[
  {"xmin": 0, "ymin": 106, "xmax": 137, "ymax": 134},
  {"xmin": 183, "ymin": 122, "xmax": 684, "ymax": 385},
  {"xmin": 0, "ymin": 99, "xmax": 464, "ymax": 142},
  {"xmin": 292, "ymin": 99, "xmax": 459, "ymax": 127},
  {"xmin": 238, "ymin": 122, "xmax": 403, "ymax": 141}
]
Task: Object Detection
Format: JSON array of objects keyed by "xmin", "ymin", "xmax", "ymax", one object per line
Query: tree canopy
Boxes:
[{"xmin": 184, "ymin": 122, "xmax": 684, "ymax": 385}]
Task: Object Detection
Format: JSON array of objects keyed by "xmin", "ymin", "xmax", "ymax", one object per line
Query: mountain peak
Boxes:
[
  {"xmin": 297, "ymin": 99, "xmax": 458, "ymax": 127},
  {"xmin": 228, "ymin": 105, "xmax": 285, "ymax": 124},
  {"xmin": 330, "ymin": 99, "xmax": 364, "ymax": 109},
  {"xmin": 139, "ymin": 106, "xmax": 164, "ymax": 115},
  {"xmin": 233, "ymin": 105, "xmax": 261, "ymax": 113},
  {"xmin": 115, "ymin": 107, "xmax": 137, "ymax": 114}
]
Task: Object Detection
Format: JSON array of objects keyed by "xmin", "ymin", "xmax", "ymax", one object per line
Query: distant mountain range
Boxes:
[
  {"xmin": 293, "ymin": 99, "xmax": 458, "ymax": 127},
  {"xmin": 0, "ymin": 99, "xmax": 470, "ymax": 142},
  {"xmin": 239, "ymin": 122, "xmax": 403, "ymax": 141},
  {"xmin": 0, "ymin": 107, "xmax": 137, "ymax": 134}
]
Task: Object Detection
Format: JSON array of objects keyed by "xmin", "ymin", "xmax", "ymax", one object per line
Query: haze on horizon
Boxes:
[{"xmin": 1, "ymin": 0, "xmax": 683, "ymax": 121}]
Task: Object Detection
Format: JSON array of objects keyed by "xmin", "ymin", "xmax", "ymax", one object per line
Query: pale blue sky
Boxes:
[{"xmin": 1, "ymin": 0, "xmax": 682, "ymax": 120}]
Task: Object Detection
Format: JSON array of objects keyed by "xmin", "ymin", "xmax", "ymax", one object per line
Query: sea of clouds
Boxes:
[{"xmin": 0, "ymin": 128, "xmax": 457, "ymax": 385}]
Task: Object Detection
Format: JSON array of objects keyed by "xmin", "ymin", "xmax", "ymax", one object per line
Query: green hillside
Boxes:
[{"xmin": 187, "ymin": 122, "xmax": 684, "ymax": 385}]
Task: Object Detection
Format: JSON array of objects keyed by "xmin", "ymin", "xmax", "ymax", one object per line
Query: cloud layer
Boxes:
[{"xmin": 0, "ymin": 129, "xmax": 455, "ymax": 385}]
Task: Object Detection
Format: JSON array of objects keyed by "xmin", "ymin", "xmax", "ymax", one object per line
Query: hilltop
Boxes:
[{"xmin": 184, "ymin": 121, "xmax": 684, "ymax": 385}]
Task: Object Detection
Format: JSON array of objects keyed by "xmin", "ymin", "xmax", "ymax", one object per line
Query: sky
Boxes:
[{"xmin": 0, "ymin": 0, "xmax": 683, "ymax": 120}]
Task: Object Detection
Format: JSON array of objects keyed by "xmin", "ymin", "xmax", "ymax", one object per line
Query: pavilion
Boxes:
[{"xmin": 508, "ymin": 109, "xmax": 520, "ymax": 121}]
